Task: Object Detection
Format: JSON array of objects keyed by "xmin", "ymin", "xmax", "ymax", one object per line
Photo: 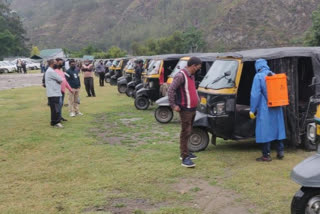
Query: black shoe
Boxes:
[
  {"xmin": 181, "ymin": 157, "xmax": 196, "ymax": 168},
  {"xmin": 87, "ymin": 95, "xmax": 91, "ymax": 97},
  {"xmin": 277, "ymin": 154, "xmax": 284, "ymax": 160},
  {"xmin": 256, "ymin": 156, "xmax": 272, "ymax": 162},
  {"xmin": 61, "ymin": 117, "xmax": 68, "ymax": 122}
]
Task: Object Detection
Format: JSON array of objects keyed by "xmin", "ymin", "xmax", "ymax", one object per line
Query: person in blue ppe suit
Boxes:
[{"xmin": 250, "ymin": 59, "xmax": 286, "ymax": 162}]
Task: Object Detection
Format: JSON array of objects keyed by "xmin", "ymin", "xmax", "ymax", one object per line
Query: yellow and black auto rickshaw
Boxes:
[
  {"xmin": 105, "ymin": 58, "xmax": 129, "ymax": 85},
  {"xmin": 154, "ymin": 53, "xmax": 217, "ymax": 123},
  {"xmin": 134, "ymin": 54, "xmax": 186, "ymax": 110},
  {"xmin": 117, "ymin": 58, "xmax": 137, "ymax": 93},
  {"xmin": 105, "ymin": 59, "xmax": 119, "ymax": 83},
  {"xmin": 189, "ymin": 47, "xmax": 320, "ymax": 152},
  {"xmin": 126, "ymin": 58, "xmax": 152, "ymax": 97}
]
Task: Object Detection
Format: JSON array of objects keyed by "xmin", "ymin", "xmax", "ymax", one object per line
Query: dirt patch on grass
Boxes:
[
  {"xmin": 174, "ymin": 178, "xmax": 255, "ymax": 214},
  {"xmin": 0, "ymin": 73, "xmax": 43, "ymax": 91},
  {"xmin": 83, "ymin": 198, "xmax": 166, "ymax": 213},
  {"xmin": 90, "ymin": 112, "xmax": 179, "ymax": 147}
]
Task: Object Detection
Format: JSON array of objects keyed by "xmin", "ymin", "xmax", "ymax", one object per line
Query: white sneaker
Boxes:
[
  {"xmin": 70, "ymin": 112, "xmax": 76, "ymax": 117},
  {"xmin": 76, "ymin": 112, "xmax": 83, "ymax": 116},
  {"xmin": 54, "ymin": 123, "xmax": 64, "ymax": 128}
]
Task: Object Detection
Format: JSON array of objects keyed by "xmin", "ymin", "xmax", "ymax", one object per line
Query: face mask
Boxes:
[
  {"xmin": 58, "ymin": 64, "xmax": 63, "ymax": 69},
  {"xmin": 85, "ymin": 63, "xmax": 89, "ymax": 66},
  {"xmin": 53, "ymin": 64, "xmax": 58, "ymax": 69}
]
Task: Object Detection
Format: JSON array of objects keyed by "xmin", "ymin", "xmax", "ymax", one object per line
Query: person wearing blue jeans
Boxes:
[
  {"xmin": 59, "ymin": 92, "xmax": 65, "ymax": 121},
  {"xmin": 261, "ymin": 140, "xmax": 284, "ymax": 160},
  {"xmin": 250, "ymin": 59, "xmax": 286, "ymax": 162}
]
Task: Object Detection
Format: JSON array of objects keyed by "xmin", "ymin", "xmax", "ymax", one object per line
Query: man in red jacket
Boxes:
[{"xmin": 168, "ymin": 57, "xmax": 202, "ymax": 168}]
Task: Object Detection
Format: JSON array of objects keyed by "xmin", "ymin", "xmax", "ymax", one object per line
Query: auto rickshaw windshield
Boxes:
[
  {"xmin": 147, "ymin": 60, "xmax": 161, "ymax": 75},
  {"xmin": 170, "ymin": 60, "xmax": 188, "ymax": 77},
  {"xmin": 127, "ymin": 60, "xmax": 136, "ymax": 70},
  {"xmin": 199, "ymin": 60, "xmax": 239, "ymax": 90},
  {"xmin": 112, "ymin": 60, "xmax": 120, "ymax": 66}
]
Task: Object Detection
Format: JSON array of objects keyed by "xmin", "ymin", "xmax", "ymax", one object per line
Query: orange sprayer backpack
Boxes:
[{"xmin": 265, "ymin": 73, "xmax": 289, "ymax": 107}]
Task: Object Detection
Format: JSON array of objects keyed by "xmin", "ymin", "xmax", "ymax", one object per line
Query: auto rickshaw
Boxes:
[
  {"xmin": 105, "ymin": 59, "xmax": 119, "ymax": 83},
  {"xmin": 134, "ymin": 54, "xmax": 187, "ymax": 110},
  {"xmin": 154, "ymin": 54, "xmax": 217, "ymax": 123},
  {"xmin": 109, "ymin": 58, "xmax": 129, "ymax": 86},
  {"xmin": 188, "ymin": 47, "xmax": 320, "ymax": 152},
  {"xmin": 126, "ymin": 58, "xmax": 153, "ymax": 97},
  {"xmin": 117, "ymin": 58, "xmax": 137, "ymax": 93},
  {"xmin": 291, "ymin": 78, "xmax": 320, "ymax": 214}
]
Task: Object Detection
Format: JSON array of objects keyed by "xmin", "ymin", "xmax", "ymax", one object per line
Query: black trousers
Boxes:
[
  {"xmin": 84, "ymin": 77, "xmax": 95, "ymax": 97},
  {"xmin": 48, "ymin": 97, "xmax": 61, "ymax": 126},
  {"xmin": 99, "ymin": 73, "xmax": 105, "ymax": 86}
]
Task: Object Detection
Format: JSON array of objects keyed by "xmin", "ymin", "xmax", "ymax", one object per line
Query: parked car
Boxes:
[
  {"xmin": 24, "ymin": 59, "xmax": 40, "ymax": 70},
  {"xmin": 11, "ymin": 59, "xmax": 40, "ymax": 70},
  {"xmin": 0, "ymin": 61, "xmax": 17, "ymax": 73}
]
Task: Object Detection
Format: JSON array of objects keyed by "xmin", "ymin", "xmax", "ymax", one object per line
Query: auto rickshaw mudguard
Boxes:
[
  {"xmin": 127, "ymin": 81, "xmax": 136, "ymax": 88},
  {"xmin": 156, "ymin": 96, "xmax": 169, "ymax": 107},
  {"xmin": 135, "ymin": 83, "xmax": 144, "ymax": 91},
  {"xmin": 117, "ymin": 76, "xmax": 126, "ymax": 83},
  {"xmin": 136, "ymin": 87, "xmax": 149, "ymax": 98},
  {"xmin": 291, "ymin": 151, "xmax": 320, "ymax": 187},
  {"xmin": 117, "ymin": 78, "xmax": 127, "ymax": 86},
  {"xmin": 193, "ymin": 111, "xmax": 211, "ymax": 130},
  {"xmin": 105, "ymin": 73, "xmax": 112, "ymax": 79}
]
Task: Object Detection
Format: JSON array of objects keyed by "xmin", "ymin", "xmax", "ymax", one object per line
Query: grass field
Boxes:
[{"xmin": 0, "ymin": 80, "xmax": 315, "ymax": 214}]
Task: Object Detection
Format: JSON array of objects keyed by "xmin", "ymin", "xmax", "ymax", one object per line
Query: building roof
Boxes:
[
  {"xmin": 83, "ymin": 55, "xmax": 95, "ymax": 60},
  {"xmin": 40, "ymin": 48, "xmax": 64, "ymax": 59}
]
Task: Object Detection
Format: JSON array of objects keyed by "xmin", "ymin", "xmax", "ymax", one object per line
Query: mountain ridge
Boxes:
[{"xmin": 10, "ymin": 0, "xmax": 320, "ymax": 52}]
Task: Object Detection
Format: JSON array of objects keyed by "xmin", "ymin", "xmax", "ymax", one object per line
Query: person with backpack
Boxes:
[{"xmin": 250, "ymin": 59, "xmax": 286, "ymax": 162}]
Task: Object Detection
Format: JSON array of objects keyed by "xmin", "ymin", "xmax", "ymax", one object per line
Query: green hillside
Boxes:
[{"xmin": 10, "ymin": 0, "xmax": 320, "ymax": 52}]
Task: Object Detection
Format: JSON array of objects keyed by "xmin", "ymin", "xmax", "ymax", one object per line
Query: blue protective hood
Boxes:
[{"xmin": 255, "ymin": 59, "xmax": 270, "ymax": 73}]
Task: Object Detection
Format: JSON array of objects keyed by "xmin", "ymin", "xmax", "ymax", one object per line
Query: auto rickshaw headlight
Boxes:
[
  {"xmin": 307, "ymin": 123, "xmax": 316, "ymax": 142},
  {"xmin": 211, "ymin": 102, "xmax": 225, "ymax": 115},
  {"xmin": 216, "ymin": 102, "xmax": 226, "ymax": 115}
]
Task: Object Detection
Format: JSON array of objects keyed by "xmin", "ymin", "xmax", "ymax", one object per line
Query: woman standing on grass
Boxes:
[{"xmin": 55, "ymin": 58, "xmax": 73, "ymax": 122}]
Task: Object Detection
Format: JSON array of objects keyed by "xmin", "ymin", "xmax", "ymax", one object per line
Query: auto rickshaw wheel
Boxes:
[
  {"xmin": 154, "ymin": 106, "xmax": 173, "ymax": 123},
  {"xmin": 188, "ymin": 128, "xmax": 209, "ymax": 152},
  {"xmin": 105, "ymin": 77, "xmax": 111, "ymax": 83},
  {"xmin": 126, "ymin": 87, "xmax": 134, "ymax": 97},
  {"xmin": 118, "ymin": 84, "xmax": 127, "ymax": 93},
  {"xmin": 291, "ymin": 187, "xmax": 320, "ymax": 214},
  {"xmin": 135, "ymin": 96, "xmax": 150, "ymax": 110}
]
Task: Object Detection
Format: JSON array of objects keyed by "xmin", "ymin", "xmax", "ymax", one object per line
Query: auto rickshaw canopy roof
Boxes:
[{"xmin": 218, "ymin": 47, "xmax": 320, "ymax": 62}]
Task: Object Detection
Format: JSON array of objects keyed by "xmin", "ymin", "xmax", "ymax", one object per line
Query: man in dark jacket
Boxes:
[
  {"xmin": 65, "ymin": 59, "xmax": 83, "ymax": 117},
  {"xmin": 134, "ymin": 60, "xmax": 143, "ymax": 84},
  {"xmin": 96, "ymin": 60, "xmax": 106, "ymax": 86},
  {"xmin": 168, "ymin": 57, "xmax": 202, "ymax": 168}
]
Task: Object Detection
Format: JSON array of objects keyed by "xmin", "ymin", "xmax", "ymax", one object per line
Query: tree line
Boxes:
[{"xmin": 0, "ymin": 2, "xmax": 28, "ymax": 59}]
